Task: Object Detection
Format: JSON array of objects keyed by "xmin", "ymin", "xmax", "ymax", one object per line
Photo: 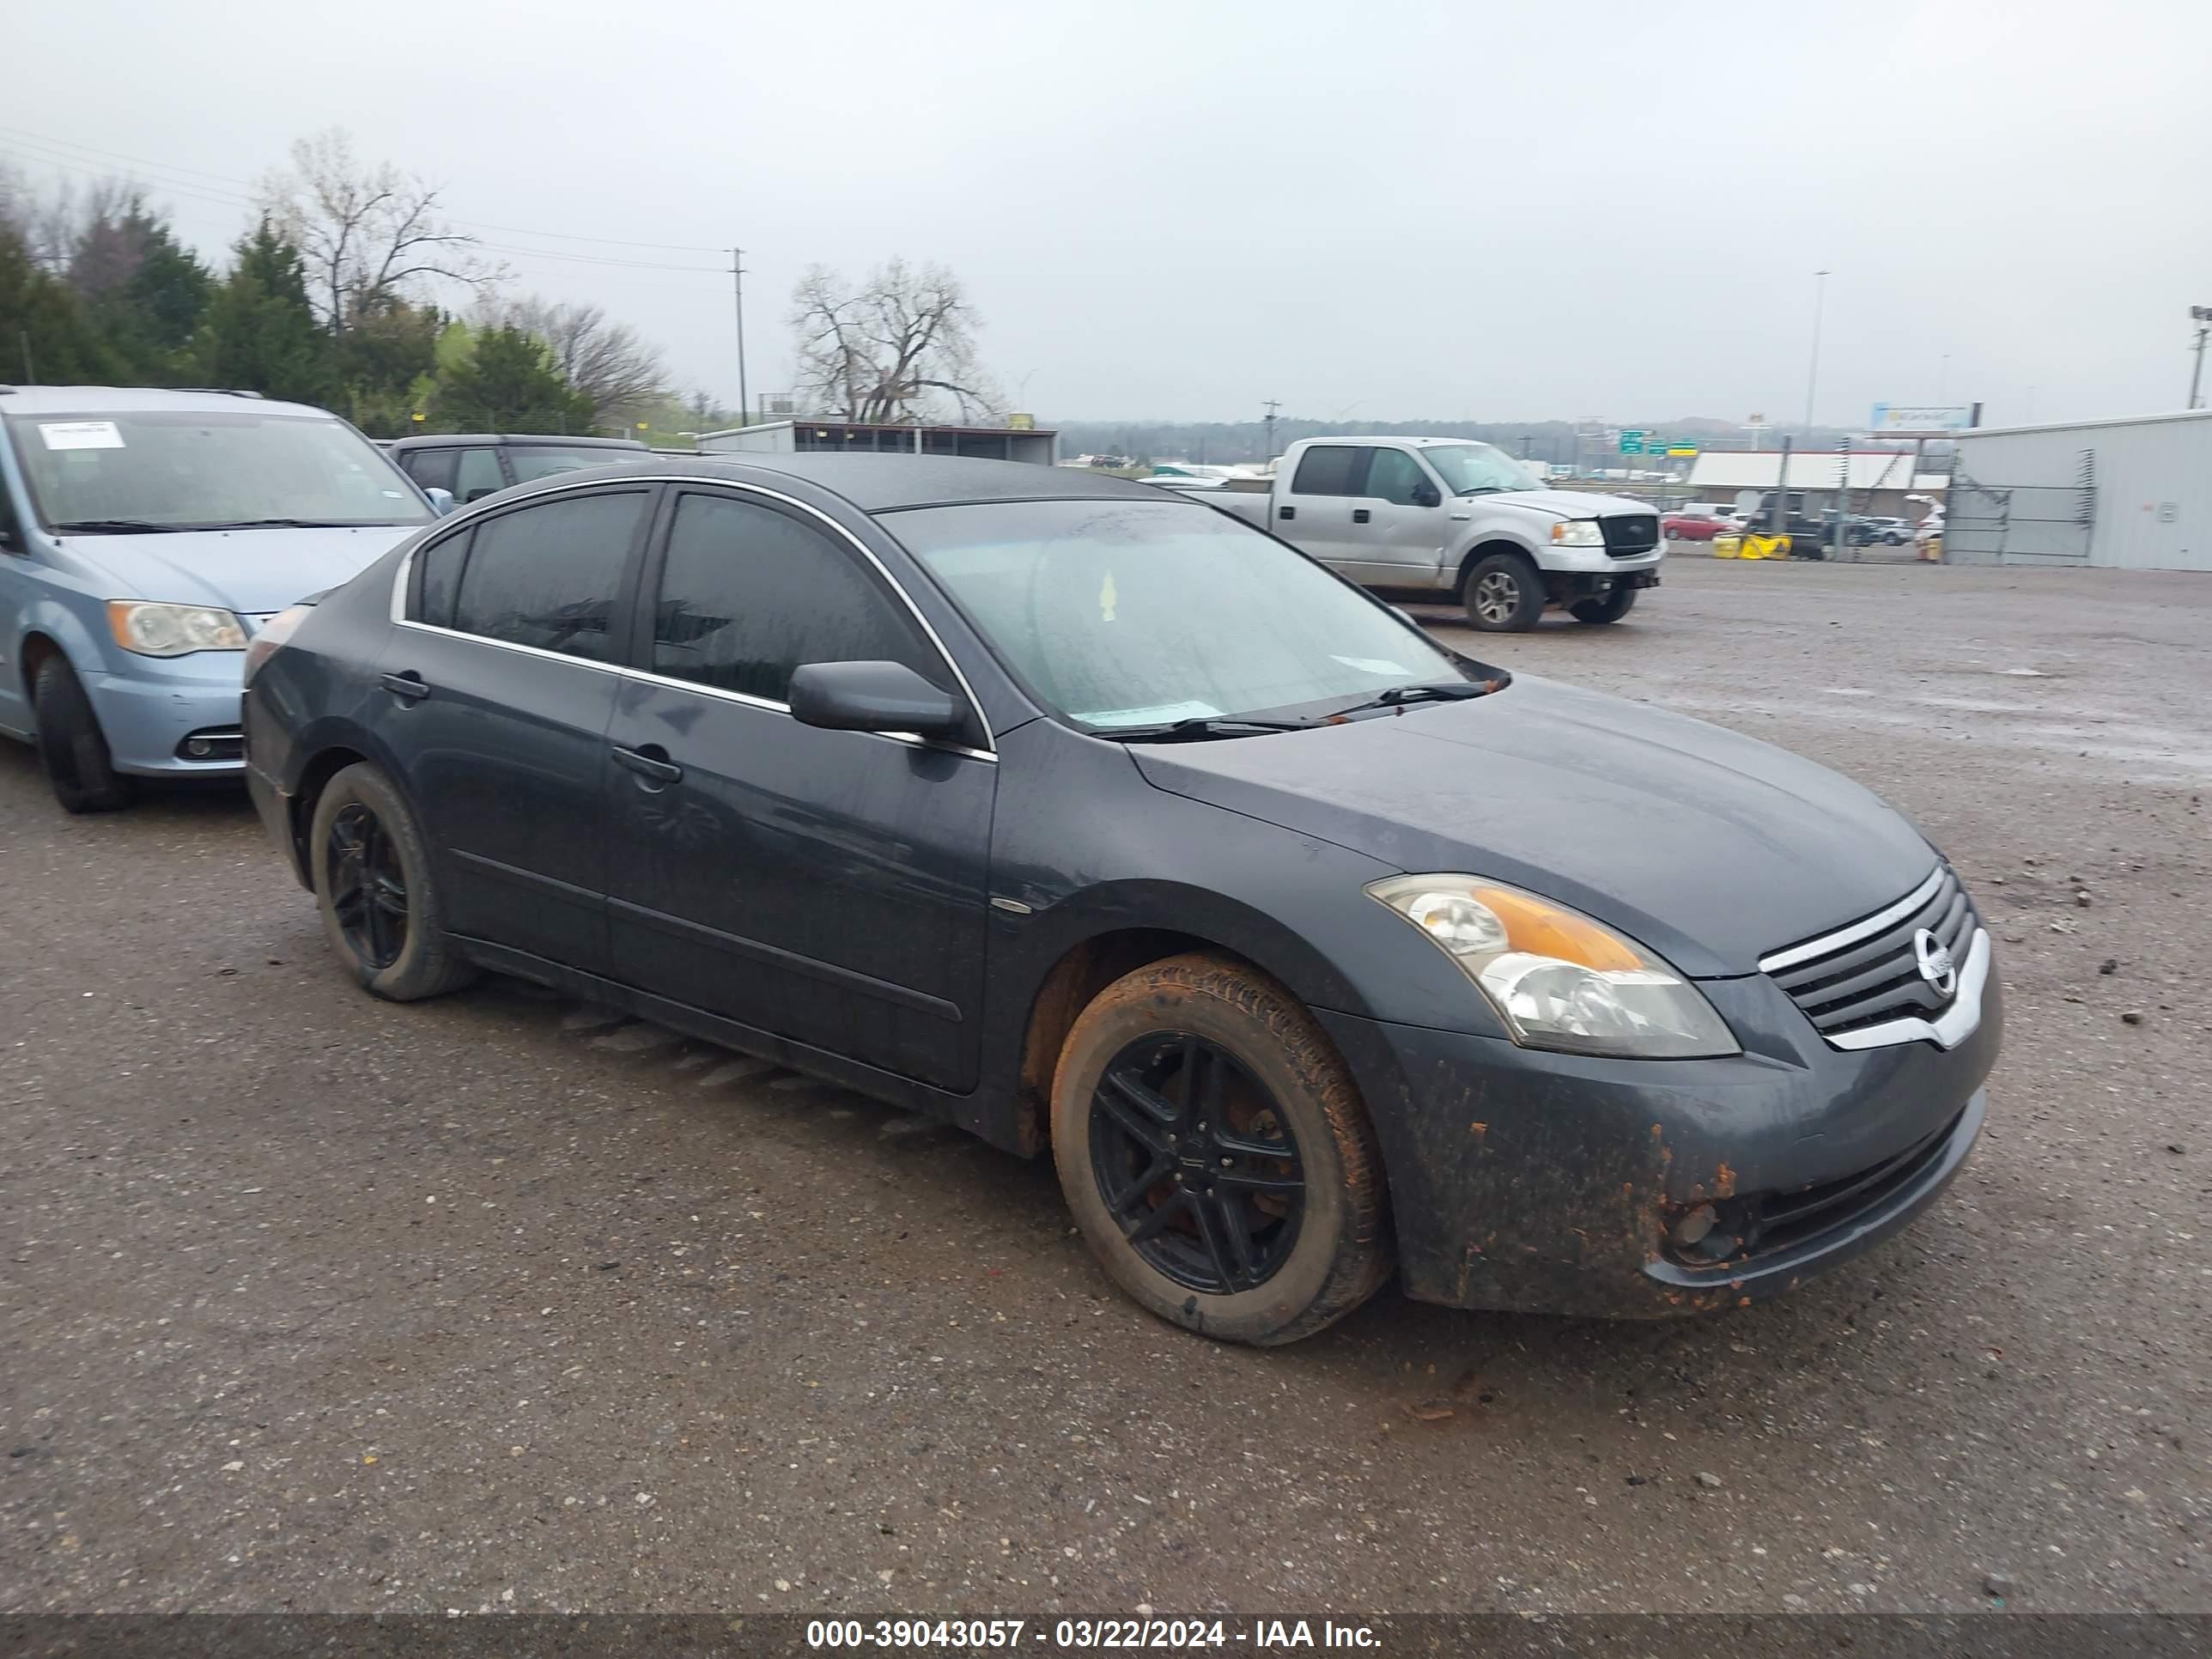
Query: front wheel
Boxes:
[
  {"xmin": 309, "ymin": 762, "xmax": 477, "ymax": 1000},
  {"xmin": 1462, "ymin": 551, "xmax": 1547, "ymax": 631},
  {"xmin": 1569, "ymin": 586, "xmax": 1638, "ymax": 624},
  {"xmin": 1050, "ymin": 954, "xmax": 1392, "ymax": 1346},
  {"xmin": 32, "ymin": 656, "xmax": 132, "ymax": 814}
]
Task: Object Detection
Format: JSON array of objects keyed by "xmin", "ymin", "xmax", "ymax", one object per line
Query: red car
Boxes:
[{"xmin": 1661, "ymin": 507, "xmax": 1736, "ymax": 542}]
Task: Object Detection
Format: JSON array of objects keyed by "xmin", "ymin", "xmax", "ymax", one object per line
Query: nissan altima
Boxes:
[{"xmin": 242, "ymin": 457, "xmax": 1999, "ymax": 1345}]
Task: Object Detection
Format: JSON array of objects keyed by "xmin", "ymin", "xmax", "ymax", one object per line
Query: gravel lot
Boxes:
[{"xmin": 2, "ymin": 557, "xmax": 2205, "ymax": 1618}]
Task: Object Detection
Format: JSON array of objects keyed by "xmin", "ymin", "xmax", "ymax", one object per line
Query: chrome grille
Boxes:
[{"xmin": 1762, "ymin": 866, "xmax": 1979, "ymax": 1042}]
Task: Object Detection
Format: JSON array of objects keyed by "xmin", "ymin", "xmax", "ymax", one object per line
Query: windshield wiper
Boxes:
[
  {"xmin": 48, "ymin": 518, "xmax": 190, "ymax": 534},
  {"xmin": 194, "ymin": 518, "xmax": 391, "ymax": 530},
  {"xmin": 1327, "ymin": 680, "xmax": 1499, "ymax": 720},
  {"xmin": 1106, "ymin": 715, "xmax": 1313, "ymax": 743}
]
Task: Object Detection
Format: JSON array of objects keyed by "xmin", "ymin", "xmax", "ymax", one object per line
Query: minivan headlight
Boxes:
[
  {"xmin": 106, "ymin": 601, "xmax": 248, "ymax": 657},
  {"xmin": 1368, "ymin": 874, "xmax": 1739, "ymax": 1059},
  {"xmin": 1550, "ymin": 520, "xmax": 1606, "ymax": 547}
]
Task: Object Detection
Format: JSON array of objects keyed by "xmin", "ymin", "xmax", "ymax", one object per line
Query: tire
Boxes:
[
  {"xmin": 32, "ymin": 656, "xmax": 132, "ymax": 814},
  {"xmin": 1884, "ymin": 531, "xmax": 1905, "ymax": 546},
  {"xmin": 1569, "ymin": 586, "xmax": 1638, "ymax": 624},
  {"xmin": 1050, "ymin": 952, "xmax": 1392, "ymax": 1346},
  {"xmin": 1461, "ymin": 550, "xmax": 1547, "ymax": 632},
  {"xmin": 1662, "ymin": 526, "xmax": 1680, "ymax": 541},
  {"xmin": 308, "ymin": 762, "xmax": 477, "ymax": 1001}
]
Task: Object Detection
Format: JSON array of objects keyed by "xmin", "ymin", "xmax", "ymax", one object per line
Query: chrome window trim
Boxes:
[
  {"xmin": 386, "ymin": 471, "xmax": 996, "ymax": 756},
  {"xmin": 1823, "ymin": 927, "xmax": 1990, "ymax": 1053},
  {"xmin": 1757, "ymin": 864, "xmax": 1945, "ymax": 974}
]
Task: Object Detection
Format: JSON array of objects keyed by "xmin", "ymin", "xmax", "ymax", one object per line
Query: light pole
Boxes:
[
  {"xmin": 2190, "ymin": 307, "xmax": 2212, "ymax": 410},
  {"xmin": 1802, "ymin": 270, "xmax": 1830, "ymax": 437}
]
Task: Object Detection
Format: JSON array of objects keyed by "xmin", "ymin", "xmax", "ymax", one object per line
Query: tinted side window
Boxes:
[
  {"xmin": 1290, "ymin": 446, "xmax": 1363, "ymax": 497},
  {"xmin": 455, "ymin": 447, "xmax": 506, "ymax": 504},
  {"xmin": 414, "ymin": 527, "xmax": 471, "ymax": 628},
  {"xmin": 403, "ymin": 448, "xmax": 459, "ymax": 495},
  {"xmin": 451, "ymin": 490, "xmax": 647, "ymax": 662},
  {"xmin": 1364, "ymin": 447, "xmax": 1430, "ymax": 505},
  {"xmin": 650, "ymin": 492, "xmax": 949, "ymax": 704}
]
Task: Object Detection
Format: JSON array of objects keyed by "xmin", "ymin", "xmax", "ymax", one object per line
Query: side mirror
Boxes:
[
  {"xmin": 425, "ymin": 486, "xmax": 457, "ymax": 516},
  {"xmin": 789, "ymin": 659, "xmax": 965, "ymax": 739},
  {"xmin": 1412, "ymin": 483, "xmax": 1442, "ymax": 508}
]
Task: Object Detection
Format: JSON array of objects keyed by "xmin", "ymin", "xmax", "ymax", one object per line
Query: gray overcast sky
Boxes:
[{"xmin": 11, "ymin": 0, "xmax": 2208, "ymax": 428}]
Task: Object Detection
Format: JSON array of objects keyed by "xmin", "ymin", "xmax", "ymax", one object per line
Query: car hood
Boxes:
[
  {"xmin": 59, "ymin": 525, "xmax": 421, "ymax": 614},
  {"xmin": 1473, "ymin": 488, "xmax": 1655, "ymax": 522},
  {"xmin": 1129, "ymin": 676, "xmax": 1935, "ymax": 978}
]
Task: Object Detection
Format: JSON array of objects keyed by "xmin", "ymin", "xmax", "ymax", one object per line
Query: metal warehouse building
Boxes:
[{"xmin": 1947, "ymin": 409, "xmax": 2211, "ymax": 570}]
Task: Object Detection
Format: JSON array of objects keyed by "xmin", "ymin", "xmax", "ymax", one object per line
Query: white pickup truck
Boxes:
[{"xmin": 1167, "ymin": 435, "xmax": 1663, "ymax": 631}]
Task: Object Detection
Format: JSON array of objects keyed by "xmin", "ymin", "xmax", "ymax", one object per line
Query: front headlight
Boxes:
[
  {"xmin": 106, "ymin": 601, "xmax": 249, "ymax": 657},
  {"xmin": 1368, "ymin": 874, "xmax": 1739, "ymax": 1059},
  {"xmin": 1550, "ymin": 520, "xmax": 1606, "ymax": 548}
]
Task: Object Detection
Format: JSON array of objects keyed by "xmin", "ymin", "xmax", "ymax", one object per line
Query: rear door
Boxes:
[
  {"xmin": 1337, "ymin": 445, "xmax": 1449, "ymax": 587},
  {"xmin": 1275, "ymin": 445, "xmax": 1367, "ymax": 570},
  {"xmin": 386, "ymin": 484, "xmax": 655, "ymax": 974},
  {"xmin": 602, "ymin": 486, "xmax": 995, "ymax": 1091}
]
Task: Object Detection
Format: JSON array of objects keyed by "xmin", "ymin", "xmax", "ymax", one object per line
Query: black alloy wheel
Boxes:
[
  {"xmin": 325, "ymin": 801, "xmax": 410, "ymax": 971},
  {"xmin": 1087, "ymin": 1030, "xmax": 1306, "ymax": 1294}
]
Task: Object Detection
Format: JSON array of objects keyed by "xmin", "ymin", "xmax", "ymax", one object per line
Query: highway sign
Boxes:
[{"xmin": 1618, "ymin": 429, "xmax": 1644, "ymax": 453}]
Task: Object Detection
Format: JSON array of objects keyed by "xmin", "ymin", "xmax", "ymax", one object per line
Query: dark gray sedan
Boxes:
[{"xmin": 242, "ymin": 456, "xmax": 1999, "ymax": 1345}]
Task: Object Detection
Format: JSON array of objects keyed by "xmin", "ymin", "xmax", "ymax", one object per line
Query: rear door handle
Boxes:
[
  {"xmin": 611, "ymin": 743, "xmax": 683, "ymax": 786},
  {"xmin": 380, "ymin": 672, "xmax": 430, "ymax": 702},
  {"xmin": 1278, "ymin": 505, "xmax": 1296, "ymax": 521},
  {"xmin": 1352, "ymin": 508, "xmax": 1371, "ymax": 524}
]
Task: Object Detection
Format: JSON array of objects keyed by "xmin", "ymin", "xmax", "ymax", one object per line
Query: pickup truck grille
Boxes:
[
  {"xmin": 1601, "ymin": 514, "xmax": 1659, "ymax": 556},
  {"xmin": 1761, "ymin": 866, "xmax": 1978, "ymax": 1041}
]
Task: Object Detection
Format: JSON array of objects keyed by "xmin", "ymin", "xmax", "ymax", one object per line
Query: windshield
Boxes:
[
  {"xmin": 509, "ymin": 447, "xmax": 641, "ymax": 483},
  {"xmin": 888, "ymin": 498, "xmax": 1486, "ymax": 731},
  {"xmin": 1422, "ymin": 442, "xmax": 1540, "ymax": 495},
  {"xmin": 7, "ymin": 410, "xmax": 433, "ymax": 532}
]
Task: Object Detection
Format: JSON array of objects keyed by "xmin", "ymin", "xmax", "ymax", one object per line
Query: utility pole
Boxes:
[
  {"xmin": 1261, "ymin": 398, "xmax": 1282, "ymax": 464},
  {"xmin": 17, "ymin": 329, "xmax": 32, "ymax": 385},
  {"xmin": 734, "ymin": 248, "xmax": 754, "ymax": 426},
  {"xmin": 2190, "ymin": 307, "xmax": 2212, "ymax": 410},
  {"xmin": 1803, "ymin": 270, "xmax": 1830, "ymax": 438}
]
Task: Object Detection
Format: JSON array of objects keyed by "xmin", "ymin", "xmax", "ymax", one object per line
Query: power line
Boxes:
[{"xmin": 0, "ymin": 121, "xmax": 730, "ymax": 254}]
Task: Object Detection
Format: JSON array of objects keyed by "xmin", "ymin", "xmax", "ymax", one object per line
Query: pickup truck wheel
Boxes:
[
  {"xmin": 1462, "ymin": 551, "xmax": 1546, "ymax": 631},
  {"xmin": 32, "ymin": 656, "xmax": 133, "ymax": 814},
  {"xmin": 1051, "ymin": 952, "xmax": 1393, "ymax": 1346},
  {"xmin": 1569, "ymin": 587, "xmax": 1638, "ymax": 624}
]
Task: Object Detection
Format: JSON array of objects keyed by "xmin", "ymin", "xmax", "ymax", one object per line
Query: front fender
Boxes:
[{"xmin": 12, "ymin": 592, "xmax": 118, "ymax": 685}]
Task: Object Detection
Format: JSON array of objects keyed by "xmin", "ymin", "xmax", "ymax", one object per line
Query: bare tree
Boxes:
[
  {"xmin": 477, "ymin": 295, "xmax": 668, "ymax": 422},
  {"xmin": 789, "ymin": 258, "xmax": 999, "ymax": 424},
  {"xmin": 258, "ymin": 129, "xmax": 493, "ymax": 334}
]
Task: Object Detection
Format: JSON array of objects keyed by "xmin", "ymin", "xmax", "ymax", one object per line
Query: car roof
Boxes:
[
  {"xmin": 1303, "ymin": 434, "xmax": 1492, "ymax": 448},
  {"xmin": 486, "ymin": 453, "xmax": 1169, "ymax": 514},
  {"xmin": 385, "ymin": 433, "xmax": 650, "ymax": 452},
  {"xmin": 0, "ymin": 384, "xmax": 337, "ymax": 419}
]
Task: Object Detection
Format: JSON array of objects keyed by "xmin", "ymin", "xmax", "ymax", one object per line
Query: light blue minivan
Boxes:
[{"xmin": 0, "ymin": 386, "xmax": 444, "ymax": 811}]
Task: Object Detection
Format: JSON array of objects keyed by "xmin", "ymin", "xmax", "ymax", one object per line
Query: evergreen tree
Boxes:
[
  {"xmin": 192, "ymin": 221, "xmax": 338, "ymax": 405},
  {"xmin": 0, "ymin": 225, "xmax": 125, "ymax": 384},
  {"xmin": 434, "ymin": 325, "xmax": 595, "ymax": 433},
  {"xmin": 337, "ymin": 295, "xmax": 443, "ymax": 436},
  {"xmin": 75, "ymin": 206, "xmax": 212, "ymax": 381}
]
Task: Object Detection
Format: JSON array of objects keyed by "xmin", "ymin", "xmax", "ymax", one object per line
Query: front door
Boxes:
[
  {"xmin": 603, "ymin": 487, "xmax": 995, "ymax": 1091},
  {"xmin": 384, "ymin": 484, "xmax": 655, "ymax": 975},
  {"xmin": 1337, "ymin": 446, "xmax": 1449, "ymax": 588}
]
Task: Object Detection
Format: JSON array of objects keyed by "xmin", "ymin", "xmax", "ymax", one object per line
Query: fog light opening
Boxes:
[{"xmin": 1671, "ymin": 1203, "xmax": 1717, "ymax": 1248}]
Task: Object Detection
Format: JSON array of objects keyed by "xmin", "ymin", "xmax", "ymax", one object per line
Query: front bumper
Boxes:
[
  {"xmin": 1316, "ymin": 959, "xmax": 2001, "ymax": 1318},
  {"xmin": 83, "ymin": 663, "xmax": 247, "ymax": 777}
]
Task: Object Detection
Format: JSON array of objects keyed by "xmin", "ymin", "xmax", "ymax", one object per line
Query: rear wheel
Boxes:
[
  {"xmin": 1462, "ymin": 551, "xmax": 1546, "ymax": 632},
  {"xmin": 32, "ymin": 656, "xmax": 132, "ymax": 814},
  {"xmin": 309, "ymin": 762, "xmax": 477, "ymax": 1001},
  {"xmin": 1050, "ymin": 953, "xmax": 1392, "ymax": 1346},
  {"xmin": 1569, "ymin": 586, "xmax": 1638, "ymax": 624}
]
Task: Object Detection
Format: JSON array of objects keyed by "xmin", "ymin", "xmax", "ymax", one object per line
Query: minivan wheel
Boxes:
[
  {"xmin": 1569, "ymin": 586, "xmax": 1638, "ymax": 624},
  {"xmin": 32, "ymin": 656, "xmax": 133, "ymax": 814},
  {"xmin": 1462, "ymin": 552, "xmax": 1546, "ymax": 631},
  {"xmin": 1050, "ymin": 953, "xmax": 1392, "ymax": 1346},
  {"xmin": 309, "ymin": 762, "xmax": 477, "ymax": 1001}
]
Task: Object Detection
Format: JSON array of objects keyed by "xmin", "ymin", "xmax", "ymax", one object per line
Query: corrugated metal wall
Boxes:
[{"xmin": 1951, "ymin": 413, "xmax": 2212, "ymax": 570}]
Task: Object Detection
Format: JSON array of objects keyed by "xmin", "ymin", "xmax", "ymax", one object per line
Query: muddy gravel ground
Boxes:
[{"xmin": 1, "ymin": 557, "xmax": 2205, "ymax": 1619}]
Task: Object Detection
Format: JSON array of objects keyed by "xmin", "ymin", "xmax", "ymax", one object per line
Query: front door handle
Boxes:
[
  {"xmin": 380, "ymin": 671, "xmax": 430, "ymax": 702},
  {"xmin": 1352, "ymin": 508, "xmax": 1372, "ymax": 524},
  {"xmin": 611, "ymin": 743, "xmax": 683, "ymax": 786}
]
